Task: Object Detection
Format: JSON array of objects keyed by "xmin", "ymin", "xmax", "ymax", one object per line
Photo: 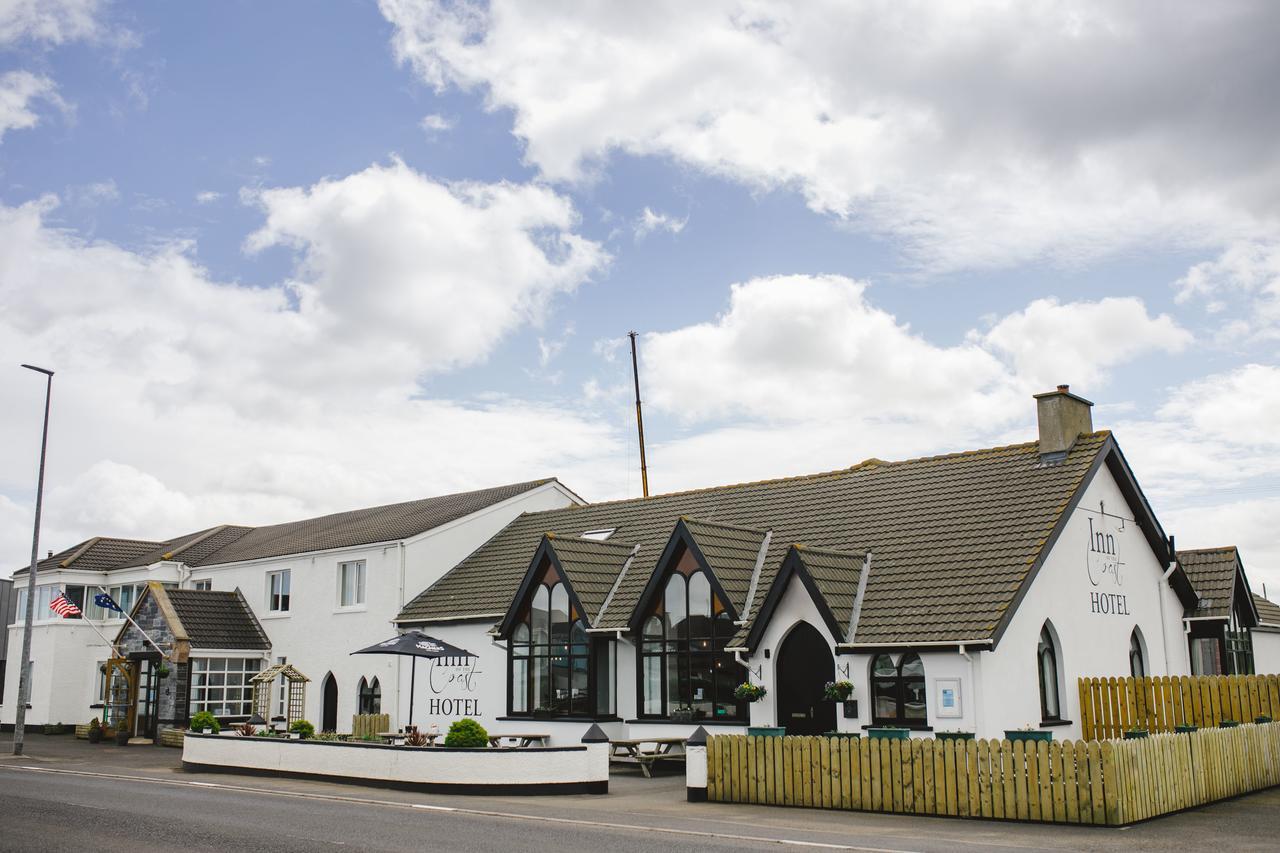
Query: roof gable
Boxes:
[
  {"xmin": 740, "ymin": 545, "xmax": 867, "ymax": 649},
  {"xmin": 622, "ymin": 518, "xmax": 752, "ymax": 632},
  {"xmin": 1252, "ymin": 593, "xmax": 1280, "ymax": 631},
  {"xmin": 496, "ymin": 534, "xmax": 638, "ymax": 636}
]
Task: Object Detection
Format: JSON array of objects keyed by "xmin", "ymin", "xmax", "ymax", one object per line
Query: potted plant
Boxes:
[
  {"xmin": 444, "ymin": 718, "xmax": 488, "ymax": 748},
  {"xmin": 115, "ymin": 725, "xmax": 132, "ymax": 746},
  {"xmin": 237, "ymin": 721, "xmax": 258, "ymax": 737},
  {"xmin": 822, "ymin": 730, "xmax": 861, "ymax": 740},
  {"xmin": 670, "ymin": 704, "xmax": 694, "ymax": 723},
  {"xmin": 156, "ymin": 663, "xmax": 171, "ymax": 680},
  {"xmin": 936, "ymin": 730, "xmax": 974, "ymax": 742},
  {"xmin": 867, "ymin": 725, "xmax": 910, "ymax": 740},
  {"xmin": 1220, "ymin": 719, "xmax": 1240, "ymax": 728},
  {"xmin": 823, "ymin": 680, "xmax": 854, "ymax": 702},
  {"xmin": 1004, "ymin": 725, "xmax": 1052, "ymax": 743},
  {"xmin": 1123, "ymin": 728, "xmax": 1149, "ymax": 739},
  {"xmin": 86, "ymin": 718, "xmax": 103, "ymax": 744},
  {"xmin": 404, "ymin": 729, "xmax": 430, "ymax": 747},
  {"xmin": 734, "ymin": 682, "xmax": 768, "ymax": 703},
  {"xmin": 289, "ymin": 719, "xmax": 315, "ymax": 740},
  {"xmin": 1255, "ymin": 715, "xmax": 1272, "ymax": 724},
  {"xmin": 1175, "ymin": 724, "xmax": 1198, "ymax": 734},
  {"xmin": 190, "ymin": 710, "xmax": 220, "ymax": 735}
]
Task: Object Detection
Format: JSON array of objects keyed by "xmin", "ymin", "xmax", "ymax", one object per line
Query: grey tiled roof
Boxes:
[
  {"xmin": 13, "ymin": 537, "xmax": 165, "ymax": 576},
  {"xmin": 1253, "ymin": 594, "xmax": 1280, "ymax": 631},
  {"xmin": 794, "ymin": 545, "xmax": 866, "ymax": 637},
  {"xmin": 399, "ymin": 432, "xmax": 1112, "ymax": 645},
  {"xmin": 1178, "ymin": 547, "xmax": 1239, "ymax": 618},
  {"xmin": 672, "ymin": 518, "xmax": 768, "ymax": 625},
  {"xmin": 543, "ymin": 535, "xmax": 637, "ymax": 624},
  {"xmin": 165, "ymin": 588, "xmax": 271, "ymax": 650},
  {"xmin": 193, "ymin": 479, "xmax": 556, "ymax": 566},
  {"xmin": 120, "ymin": 525, "xmax": 255, "ymax": 569}
]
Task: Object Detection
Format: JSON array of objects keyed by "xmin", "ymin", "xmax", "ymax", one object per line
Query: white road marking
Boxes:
[{"xmin": 0, "ymin": 764, "xmax": 926, "ymax": 852}]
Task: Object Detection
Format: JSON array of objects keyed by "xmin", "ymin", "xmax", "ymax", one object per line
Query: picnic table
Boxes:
[
  {"xmin": 487, "ymin": 733, "xmax": 550, "ymax": 748},
  {"xmin": 609, "ymin": 737, "xmax": 687, "ymax": 777},
  {"xmin": 377, "ymin": 731, "xmax": 441, "ymax": 746}
]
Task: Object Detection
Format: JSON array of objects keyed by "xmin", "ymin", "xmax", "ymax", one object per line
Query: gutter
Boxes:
[
  {"xmin": 1158, "ymin": 549, "xmax": 1177, "ymax": 675},
  {"xmin": 837, "ymin": 639, "xmax": 993, "ymax": 651}
]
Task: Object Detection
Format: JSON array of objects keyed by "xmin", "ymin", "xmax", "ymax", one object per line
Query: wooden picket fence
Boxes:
[
  {"xmin": 705, "ymin": 723, "xmax": 1280, "ymax": 826},
  {"xmin": 351, "ymin": 713, "xmax": 390, "ymax": 738},
  {"xmin": 1079, "ymin": 674, "xmax": 1280, "ymax": 740}
]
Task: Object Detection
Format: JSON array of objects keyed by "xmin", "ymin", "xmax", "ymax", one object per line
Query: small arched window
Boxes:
[
  {"xmin": 358, "ymin": 676, "xmax": 381, "ymax": 715},
  {"xmin": 870, "ymin": 653, "xmax": 927, "ymax": 725},
  {"xmin": 1038, "ymin": 623, "xmax": 1062, "ymax": 721},
  {"xmin": 1129, "ymin": 628, "xmax": 1146, "ymax": 678}
]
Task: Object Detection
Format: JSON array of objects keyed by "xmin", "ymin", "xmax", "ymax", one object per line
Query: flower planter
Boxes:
[
  {"xmin": 86, "ymin": 727, "xmax": 103, "ymax": 744},
  {"xmin": 1255, "ymin": 716, "xmax": 1272, "ymax": 724},
  {"xmin": 1175, "ymin": 724, "xmax": 1198, "ymax": 734},
  {"xmin": 1004, "ymin": 730, "xmax": 1052, "ymax": 743},
  {"xmin": 115, "ymin": 729, "xmax": 132, "ymax": 746},
  {"xmin": 747, "ymin": 727, "xmax": 786, "ymax": 738},
  {"xmin": 867, "ymin": 727, "xmax": 910, "ymax": 740},
  {"xmin": 822, "ymin": 731, "xmax": 861, "ymax": 740},
  {"xmin": 1220, "ymin": 720, "xmax": 1240, "ymax": 728},
  {"xmin": 1123, "ymin": 730, "xmax": 1149, "ymax": 740},
  {"xmin": 936, "ymin": 731, "xmax": 975, "ymax": 742}
]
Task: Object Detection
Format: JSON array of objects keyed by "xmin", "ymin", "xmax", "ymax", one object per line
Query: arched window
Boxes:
[
  {"xmin": 358, "ymin": 676, "xmax": 381, "ymax": 715},
  {"xmin": 509, "ymin": 577, "xmax": 595, "ymax": 717},
  {"xmin": 1038, "ymin": 623, "xmax": 1062, "ymax": 721},
  {"xmin": 1129, "ymin": 628, "xmax": 1146, "ymax": 678},
  {"xmin": 639, "ymin": 557, "xmax": 745, "ymax": 721},
  {"xmin": 870, "ymin": 653, "xmax": 927, "ymax": 725}
]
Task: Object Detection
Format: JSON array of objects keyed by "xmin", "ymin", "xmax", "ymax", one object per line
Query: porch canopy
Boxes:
[{"xmin": 351, "ymin": 631, "xmax": 476, "ymax": 727}]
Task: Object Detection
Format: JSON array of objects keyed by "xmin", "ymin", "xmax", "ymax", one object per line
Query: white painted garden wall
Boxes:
[{"xmin": 182, "ymin": 732, "xmax": 609, "ymax": 793}]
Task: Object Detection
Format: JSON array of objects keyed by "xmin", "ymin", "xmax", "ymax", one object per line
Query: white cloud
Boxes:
[
  {"xmin": 243, "ymin": 158, "xmax": 608, "ymax": 382},
  {"xmin": 0, "ymin": 70, "xmax": 63, "ymax": 141},
  {"xmin": 1158, "ymin": 364, "xmax": 1280, "ymax": 450},
  {"xmin": 633, "ymin": 206, "xmax": 686, "ymax": 240},
  {"xmin": 0, "ymin": 167, "xmax": 624, "ymax": 569},
  {"xmin": 1175, "ymin": 242, "xmax": 1280, "ymax": 341},
  {"xmin": 381, "ymin": 0, "xmax": 1280, "ymax": 271},
  {"xmin": 0, "ymin": 0, "xmax": 102, "ymax": 45},
  {"xmin": 420, "ymin": 113, "xmax": 455, "ymax": 135},
  {"xmin": 65, "ymin": 178, "xmax": 119, "ymax": 207},
  {"xmin": 979, "ymin": 297, "xmax": 1192, "ymax": 390},
  {"xmin": 195, "ymin": 190, "xmax": 222, "ymax": 205}
]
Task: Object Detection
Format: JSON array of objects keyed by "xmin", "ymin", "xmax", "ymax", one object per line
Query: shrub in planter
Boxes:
[
  {"xmin": 1175, "ymin": 724, "xmax": 1198, "ymax": 734},
  {"xmin": 867, "ymin": 726, "xmax": 910, "ymax": 740},
  {"xmin": 734, "ymin": 682, "xmax": 767, "ymax": 703},
  {"xmin": 670, "ymin": 705, "xmax": 694, "ymax": 723},
  {"xmin": 936, "ymin": 731, "xmax": 975, "ymax": 741},
  {"xmin": 1255, "ymin": 715, "xmax": 1273, "ymax": 724},
  {"xmin": 87, "ymin": 719, "xmax": 103, "ymax": 744},
  {"xmin": 115, "ymin": 727, "xmax": 132, "ymax": 746},
  {"xmin": 289, "ymin": 719, "xmax": 316, "ymax": 740},
  {"xmin": 189, "ymin": 711, "xmax": 220, "ymax": 734},
  {"xmin": 823, "ymin": 680, "xmax": 854, "ymax": 702},
  {"xmin": 1004, "ymin": 728, "xmax": 1053, "ymax": 743},
  {"xmin": 1123, "ymin": 729, "xmax": 1149, "ymax": 740},
  {"xmin": 1220, "ymin": 720, "xmax": 1240, "ymax": 728},
  {"xmin": 444, "ymin": 718, "xmax": 489, "ymax": 748},
  {"xmin": 404, "ymin": 729, "xmax": 430, "ymax": 747},
  {"xmin": 236, "ymin": 721, "xmax": 258, "ymax": 737}
]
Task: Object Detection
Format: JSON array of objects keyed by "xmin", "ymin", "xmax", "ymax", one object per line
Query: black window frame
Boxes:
[
  {"xmin": 869, "ymin": 652, "xmax": 927, "ymax": 726},
  {"xmin": 636, "ymin": 565, "xmax": 746, "ymax": 723},
  {"xmin": 1038, "ymin": 624, "xmax": 1062, "ymax": 722},
  {"xmin": 505, "ymin": 570, "xmax": 616, "ymax": 719},
  {"xmin": 1128, "ymin": 627, "xmax": 1146, "ymax": 678},
  {"xmin": 357, "ymin": 675, "xmax": 381, "ymax": 715}
]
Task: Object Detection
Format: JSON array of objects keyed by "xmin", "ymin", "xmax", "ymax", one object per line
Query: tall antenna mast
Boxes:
[{"xmin": 627, "ymin": 331, "xmax": 650, "ymax": 498}]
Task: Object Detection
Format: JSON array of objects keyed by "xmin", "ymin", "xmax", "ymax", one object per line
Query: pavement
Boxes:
[{"xmin": 2, "ymin": 734, "xmax": 1279, "ymax": 851}]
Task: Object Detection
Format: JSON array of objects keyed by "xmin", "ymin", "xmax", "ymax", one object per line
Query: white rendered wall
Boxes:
[
  {"xmin": 182, "ymin": 732, "xmax": 609, "ymax": 788},
  {"xmin": 1253, "ymin": 631, "xmax": 1280, "ymax": 674},
  {"xmin": 977, "ymin": 463, "xmax": 1190, "ymax": 739}
]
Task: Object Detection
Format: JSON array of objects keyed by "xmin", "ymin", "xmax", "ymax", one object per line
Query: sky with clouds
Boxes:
[{"xmin": 1, "ymin": 1, "xmax": 1278, "ymax": 593}]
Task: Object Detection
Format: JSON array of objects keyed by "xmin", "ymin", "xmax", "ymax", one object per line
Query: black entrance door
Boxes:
[
  {"xmin": 776, "ymin": 622, "xmax": 835, "ymax": 735},
  {"xmin": 321, "ymin": 673, "xmax": 338, "ymax": 732}
]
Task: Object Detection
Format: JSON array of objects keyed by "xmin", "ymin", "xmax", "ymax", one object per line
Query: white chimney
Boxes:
[{"xmin": 1034, "ymin": 384, "xmax": 1093, "ymax": 460}]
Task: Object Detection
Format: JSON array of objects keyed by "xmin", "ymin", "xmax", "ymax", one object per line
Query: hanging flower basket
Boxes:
[
  {"xmin": 733, "ymin": 682, "xmax": 768, "ymax": 703},
  {"xmin": 823, "ymin": 680, "xmax": 854, "ymax": 702}
]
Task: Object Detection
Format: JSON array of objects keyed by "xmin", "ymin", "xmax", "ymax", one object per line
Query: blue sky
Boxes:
[{"xmin": 1, "ymin": 1, "xmax": 1278, "ymax": 590}]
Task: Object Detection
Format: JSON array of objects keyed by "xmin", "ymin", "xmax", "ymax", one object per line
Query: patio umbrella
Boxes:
[{"xmin": 351, "ymin": 631, "xmax": 476, "ymax": 728}]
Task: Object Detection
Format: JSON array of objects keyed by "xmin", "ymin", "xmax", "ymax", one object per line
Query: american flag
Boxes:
[{"xmin": 49, "ymin": 591, "xmax": 82, "ymax": 618}]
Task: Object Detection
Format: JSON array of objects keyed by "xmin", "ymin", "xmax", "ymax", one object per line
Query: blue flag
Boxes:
[{"xmin": 94, "ymin": 592, "xmax": 122, "ymax": 613}]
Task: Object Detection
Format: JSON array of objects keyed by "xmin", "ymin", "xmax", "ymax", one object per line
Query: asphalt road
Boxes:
[
  {"xmin": 3, "ymin": 738, "xmax": 1280, "ymax": 853},
  {"xmin": 0, "ymin": 767, "xmax": 787, "ymax": 853}
]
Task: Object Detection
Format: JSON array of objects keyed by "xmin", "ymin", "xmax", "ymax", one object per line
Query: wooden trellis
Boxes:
[{"xmin": 250, "ymin": 663, "xmax": 309, "ymax": 726}]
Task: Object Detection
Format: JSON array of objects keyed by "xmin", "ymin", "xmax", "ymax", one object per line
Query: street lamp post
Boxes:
[{"xmin": 12, "ymin": 364, "xmax": 54, "ymax": 757}]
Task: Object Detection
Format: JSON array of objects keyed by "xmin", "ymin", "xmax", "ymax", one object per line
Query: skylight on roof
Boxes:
[{"xmin": 581, "ymin": 528, "xmax": 616, "ymax": 541}]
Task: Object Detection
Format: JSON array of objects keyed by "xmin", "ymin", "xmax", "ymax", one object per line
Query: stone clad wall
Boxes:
[{"xmin": 114, "ymin": 595, "xmax": 184, "ymax": 732}]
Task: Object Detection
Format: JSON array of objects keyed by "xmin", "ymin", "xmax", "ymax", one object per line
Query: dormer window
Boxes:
[{"xmin": 581, "ymin": 528, "xmax": 616, "ymax": 541}]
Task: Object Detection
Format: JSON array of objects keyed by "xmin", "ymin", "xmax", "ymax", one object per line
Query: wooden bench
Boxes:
[
  {"xmin": 487, "ymin": 733, "xmax": 550, "ymax": 748},
  {"xmin": 609, "ymin": 737, "xmax": 687, "ymax": 777}
]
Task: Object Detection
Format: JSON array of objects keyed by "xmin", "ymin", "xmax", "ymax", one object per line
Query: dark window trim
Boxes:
[
  {"xmin": 868, "ymin": 652, "xmax": 927, "ymax": 727},
  {"xmin": 1039, "ymin": 718, "xmax": 1074, "ymax": 728}
]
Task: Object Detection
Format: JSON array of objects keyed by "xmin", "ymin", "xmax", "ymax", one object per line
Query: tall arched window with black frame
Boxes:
[
  {"xmin": 1038, "ymin": 623, "xmax": 1062, "ymax": 721},
  {"xmin": 508, "ymin": 572, "xmax": 615, "ymax": 718},
  {"xmin": 869, "ymin": 653, "xmax": 926, "ymax": 726},
  {"xmin": 638, "ymin": 569, "xmax": 745, "ymax": 721}
]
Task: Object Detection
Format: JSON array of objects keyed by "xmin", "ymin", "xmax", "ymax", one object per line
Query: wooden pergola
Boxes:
[{"xmin": 250, "ymin": 663, "xmax": 310, "ymax": 726}]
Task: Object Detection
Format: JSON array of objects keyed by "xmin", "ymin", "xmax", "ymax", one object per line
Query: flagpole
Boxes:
[{"xmin": 97, "ymin": 585, "xmax": 167, "ymax": 658}]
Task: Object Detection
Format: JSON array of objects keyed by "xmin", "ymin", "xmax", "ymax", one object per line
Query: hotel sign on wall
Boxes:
[
  {"xmin": 1085, "ymin": 503, "xmax": 1131, "ymax": 616},
  {"xmin": 424, "ymin": 656, "xmax": 482, "ymax": 717}
]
